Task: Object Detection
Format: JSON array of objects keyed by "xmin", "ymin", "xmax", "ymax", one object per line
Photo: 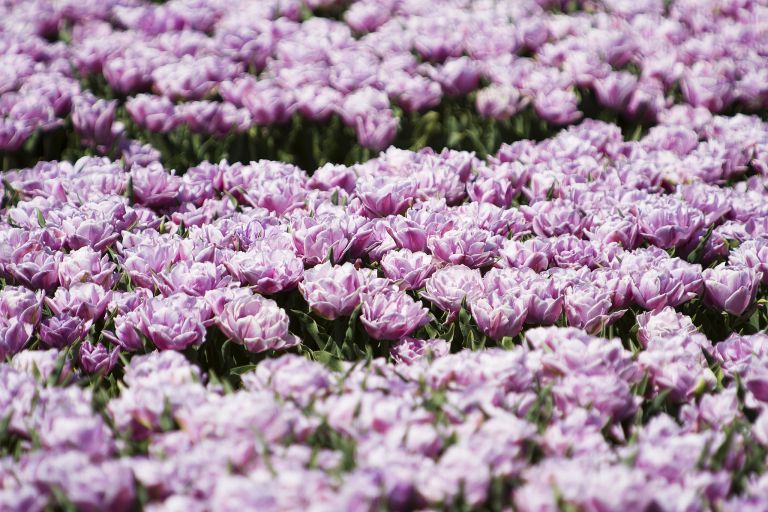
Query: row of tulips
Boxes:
[
  {"xmin": 1, "ymin": 112, "xmax": 768, "ymax": 366},
  {"xmin": 3, "ymin": 0, "xmax": 768, "ymax": 169},
  {"xmin": 3, "ymin": 323, "xmax": 768, "ymax": 511}
]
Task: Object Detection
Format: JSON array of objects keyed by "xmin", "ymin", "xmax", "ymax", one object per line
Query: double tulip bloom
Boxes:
[
  {"xmin": 217, "ymin": 294, "xmax": 299, "ymax": 353},
  {"xmin": 703, "ymin": 264, "xmax": 760, "ymax": 317}
]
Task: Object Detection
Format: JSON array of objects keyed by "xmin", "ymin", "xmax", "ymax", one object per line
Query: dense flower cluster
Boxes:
[
  {"xmin": 3, "ymin": 0, "xmax": 768, "ymax": 509},
  {"xmin": 2, "ymin": 0, "xmax": 768, "ymax": 166},
  {"xmin": 0, "ymin": 108, "xmax": 766, "ymax": 507},
  {"xmin": 3, "ymin": 326, "xmax": 768, "ymax": 511}
]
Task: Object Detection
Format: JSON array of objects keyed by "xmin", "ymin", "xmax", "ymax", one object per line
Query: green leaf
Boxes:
[
  {"xmin": 686, "ymin": 224, "xmax": 715, "ymax": 264},
  {"xmin": 312, "ymin": 351, "xmax": 343, "ymax": 371},
  {"xmin": 36, "ymin": 208, "xmax": 46, "ymax": 228},
  {"xmin": 229, "ymin": 364, "xmax": 258, "ymax": 375},
  {"xmin": 125, "ymin": 176, "xmax": 134, "ymax": 204},
  {"xmin": 290, "ymin": 309, "xmax": 330, "ymax": 349},
  {"xmin": 344, "ymin": 303, "xmax": 362, "ymax": 347}
]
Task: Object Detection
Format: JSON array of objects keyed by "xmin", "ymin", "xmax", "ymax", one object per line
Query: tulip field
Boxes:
[{"xmin": 4, "ymin": 0, "xmax": 768, "ymax": 510}]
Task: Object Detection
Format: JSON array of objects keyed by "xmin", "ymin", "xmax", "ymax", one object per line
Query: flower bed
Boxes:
[{"xmin": 4, "ymin": 0, "xmax": 768, "ymax": 510}]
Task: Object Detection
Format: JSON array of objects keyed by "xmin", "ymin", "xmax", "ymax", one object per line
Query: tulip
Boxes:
[
  {"xmin": 637, "ymin": 307, "xmax": 698, "ymax": 348},
  {"xmin": 498, "ymin": 238, "xmax": 550, "ymax": 272},
  {"xmin": 564, "ymin": 285, "xmax": 624, "ymax": 335},
  {"xmin": 138, "ymin": 295, "xmax": 207, "ymax": 351},
  {"xmin": 47, "ymin": 282, "xmax": 112, "ymax": 322},
  {"xmin": 524, "ymin": 277, "xmax": 563, "ymax": 325},
  {"xmin": 475, "ymin": 85, "xmax": 529, "ymax": 121},
  {"xmin": 224, "ymin": 248, "xmax": 303, "ymax": 294},
  {"xmin": 534, "ymin": 88, "xmax": 582, "ymax": 126},
  {"xmin": 360, "ymin": 289, "xmax": 430, "ymax": 340},
  {"xmin": 154, "ymin": 261, "xmax": 230, "ymax": 297},
  {"xmin": 470, "ymin": 291, "xmax": 529, "ymax": 340},
  {"xmin": 380, "ymin": 250, "xmax": 436, "ymax": 290},
  {"xmin": 299, "ymin": 262, "xmax": 368, "ymax": 320},
  {"xmin": 218, "ymin": 295, "xmax": 300, "ymax": 353},
  {"xmin": 57, "ymin": 247, "xmax": 116, "ymax": 289},
  {"xmin": 125, "ymin": 94, "xmax": 178, "ymax": 133},
  {"xmin": 71, "ymin": 93, "xmax": 118, "ymax": 148},
  {"xmin": 637, "ymin": 203, "xmax": 705, "ymax": 250},
  {"xmin": 0, "ymin": 317, "xmax": 32, "ymax": 360},
  {"xmin": 0, "ymin": 286, "xmax": 43, "ymax": 326},
  {"xmin": 354, "ymin": 109, "xmax": 398, "ymax": 152},
  {"xmin": 356, "ymin": 176, "xmax": 418, "ymax": 217},
  {"xmin": 421, "ymin": 265, "xmax": 483, "ymax": 319},
  {"xmin": 40, "ymin": 315, "xmax": 92, "ymax": 349},
  {"xmin": 5, "ymin": 248, "xmax": 59, "ymax": 292},
  {"xmin": 79, "ymin": 342, "xmax": 120, "ymax": 376},
  {"xmin": 390, "ymin": 338, "xmax": 450, "ymax": 365},
  {"xmin": 703, "ymin": 264, "xmax": 760, "ymax": 316},
  {"xmin": 104, "ymin": 311, "xmax": 144, "ymax": 352},
  {"xmin": 427, "ymin": 228, "xmax": 502, "ymax": 268},
  {"xmin": 631, "ymin": 269, "xmax": 686, "ymax": 311},
  {"xmin": 130, "ymin": 163, "xmax": 182, "ymax": 208},
  {"xmin": 730, "ymin": 240, "xmax": 768, "ymax": 284}
]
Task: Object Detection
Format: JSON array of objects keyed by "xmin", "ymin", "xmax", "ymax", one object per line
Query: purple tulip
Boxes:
[
  {"xmin": 121, "ymin": 241, "xmax": 177, "ymax": 290},
  {"xmin": 730, "ymin": 240, "xmax": 768, "ymax": 284},
  {"xmin": 155, "ymin": 261, "xmax": 231, "ymax": 297},
  {"xmin": 387, "ymin": 73, "xmax": 443, "ymax": 112},
  {"xmin": 57, "ymin": 247, "xmax": 115, "ymax": 289},
  {"xmin": 360, "ymin": 288, "xmax": 430, "ymax": 340},
  {"xmin": 175, "ymin": 101, "xmax": 252, "ymax": 136},
  {"xmin": 0, "ymin": 118, "xmax": 33, "ymax": 151},
  {"xmin": 526, "ymin": 200, "xmax": 587, "ymax": 238},
  {"xmin": 475, "ymin": 85, "xmax": 529, "ymax": 120},
  {"xmin": 524, "ymin": 277, "xmax": 563, "ymax": 325},
  {"xmin": 138, "ymin": 295, "xmax": 208, "ymax": 351},
  {"xmin": 380, "ymin": 250, "xmax": 436, "ymax": 291},
  {"xmin": 103, "ymin": 52, "xmax": 156, "ymax": 94},
  {"xmin": 5, "ymin": 248, "xmax": 60, "ymax": 292},
  {"xmin": 434, "ymin": 57, "xmax": 480, "ymax": 96},
  {"xmin": 637, "ymin": 203, "xmax": 705, "ymax": 249},
  {"xmin": 354, "ymin": 109, "xmax": 398, "ymax": 152},
  {"xmin": 79, "ymin": 341, "xmax": 120, "ymax": 376},
  {"xmin": 637, "ymin": 307, "xmax": 698, "ymax": 348},
  {"xmin": 703, "ymin": 264, "xmax": 760, "ymax": 316},
  {"xmin": 291, "ymin": 213, "xmax": 372, "ymax": 265},
  {"xmin": 386, "ymin": 216, "xmax": 428, "ymax": 252},
  {"xmin": 47, "ymin": 283, "xmax": 112, "ymax": 321},
  {"xmin": 239, "ymin": 78, "xmax": 295, "ymax": 125},
  {"xmin": 421, "ymin": 265, "xmax": 483, "ymax": 319},
  {"xmin": 356, "ymin": 176, "xmax": 418, "ymax": 217},
  {"xmin": 470, "ymin": 291, "xmax": 528, "ymax": 340},
  {"xmin": 71, "ymin": 93, "xmax": 119, "ymax": 149},
  {"xmin": 585, "ymin": 214, "xmax": 639, "ymax": 249},
  {"xmin": 498, "ymin": 238, "xmax": 550, "ymax": 272},
  {"xmin": 344, "ymin": 1, "xmax": 392, "ymax": 32},
  {"xmin": 296, "ymin": 85, "xmax": 344, "ymax": 122},
  {"xmin": 390, "ymin": 337, "xmax": 450, "ymax": 365},
  {"xmin": 564, "ymin": 284, "xmax": 624, "ymax": 335},
  {"xmin": 299, "ymin": 262, "xmax": 370, "ymax": 320},
  {"xmin": 217, "ymin": 294, "xmax": 300, "ymax": 353},
  {"xmin": 224, "ymin": 247, "xmax": 303, "ymax": 294},
  {"xmin": 40, "ymin": 315, "xmax": 92, "ymax": 349},
  {"xmin": 0, "ymin": 286, "xmax": 43, "ymax": 327},
  {"xmin": 0, "ymin": 317, "xmax": 32, "ymax": 360},
  {"xmin": 427, "ymin": 228, "xmax": 502, "ymax": 268},
  {"xmin": 631, "ymin": 269, "xmax": 688, "ymax": 312},
  {"xmin": 125, "ymin": 94, "xmax": 178, "ymax": 133},
  {"xmin": 104, "ymin": 311, "xmax": 144, "ymax": 352},
  {"xmin": 130, "ymin": 163, "xmax": 182, "ymax": 208},
  {"xmin": 534, "ymin": 89, "xmax": 582, "ymax": 126},
  {"xmin": 593, "ymin": 72, "xmax": 638, "ymax": 111}
]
